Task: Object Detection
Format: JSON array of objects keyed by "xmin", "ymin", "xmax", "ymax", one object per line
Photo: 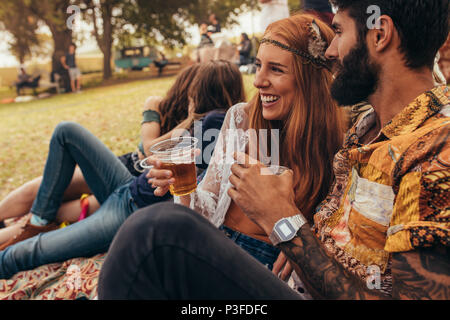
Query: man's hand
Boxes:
[
  {"xmin": 227, "ymin": 152, "xmax": 300, "ymax": 235},
  {"xmin": 60, "ymin": 56, "xmax": 69, "ymax": 70}
]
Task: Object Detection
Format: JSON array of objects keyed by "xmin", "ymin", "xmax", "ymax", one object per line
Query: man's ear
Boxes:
[{"xmin": 369, "ymin": 14, "xmax": 396, "ymax": 53}]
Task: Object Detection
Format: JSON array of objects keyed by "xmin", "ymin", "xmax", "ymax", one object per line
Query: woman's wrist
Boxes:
[{"xmin": 179, "ymin": 194, "xmax": 192, "ymax": 207}]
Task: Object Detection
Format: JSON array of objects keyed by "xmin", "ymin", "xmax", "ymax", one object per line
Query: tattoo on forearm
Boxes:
[
  {"xmin": 391, "ymin": 247, "xmax": 450, "ymax": 300},
  {"xmin": 280, "ymin": 226, "xmax": 450, "ymax": 300},
  {"xmin": 279, "ymin": 225, "xmax": 386, "ymax": 300}
]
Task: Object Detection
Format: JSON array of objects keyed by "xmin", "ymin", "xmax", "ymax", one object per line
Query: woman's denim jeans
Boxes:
[
  {"xmin": 219, "ymin": 225, "xmax": 280, "ymax": 270},
  {"xmin": 0, "ymin": 122, "xmax": 137, "ymax": 279}
]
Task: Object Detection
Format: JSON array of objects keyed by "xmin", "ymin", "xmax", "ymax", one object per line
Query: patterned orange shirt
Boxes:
[{"xmin": 313, "ymin": 86, "xmax": 450, "ymax": 296}]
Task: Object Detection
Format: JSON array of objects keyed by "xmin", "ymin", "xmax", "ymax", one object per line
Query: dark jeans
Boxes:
[
  {"xmin": 98, "ymin": 202, "xmax": 302, "ymax": 300},
  {"xmin": 0, "ymin": 122, "xmax": 137, "ymax": 279},
  {"xmin": 239, "ymin": 54, "xmax": 252, "ymax": 66},
  {"xmin": 219, "ymin": 225, "xmax": 280, "ymax": 271}
]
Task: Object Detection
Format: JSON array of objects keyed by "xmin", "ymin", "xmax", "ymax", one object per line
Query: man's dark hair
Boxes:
[
  {"xmin": 69, "ymin": 42, "xmax": 77, "ymax": 49},
  {"xmin": 330, "ymin": 0, "xmax": 449, "ymax": 69}
]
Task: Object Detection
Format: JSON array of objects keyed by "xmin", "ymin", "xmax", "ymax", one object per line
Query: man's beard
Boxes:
[{"xmin": 330, "ymin": 39, "xmax": 380, "ymax": 106}]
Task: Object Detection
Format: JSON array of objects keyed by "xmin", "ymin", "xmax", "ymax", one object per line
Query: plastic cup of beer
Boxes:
[{"xmin": 141, "ymin": 137, "xmax": 198, "ymax": 196}]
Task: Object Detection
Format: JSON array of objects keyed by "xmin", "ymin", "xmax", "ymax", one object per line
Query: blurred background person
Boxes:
[
  {"xmin": 14, "ymin": 67, "xmax": 35, "ymax": 96},
  {"xmin": 237, "ymin": 33, "xmax": 253, "ymax": 66},
  {"xmin": 153, "ymin": 51, "xmax": 169, "ymax": 77},
  {"xmin": 198, "ymin": 22, "xmax": 215, "ymax": 49},
  {"xmin": 208, "ymin": 13, "xmax": 221, "ymax": 33},
  {"xmin": 60, "ymin": 43, "xmax": 82, "ymax": 93}
]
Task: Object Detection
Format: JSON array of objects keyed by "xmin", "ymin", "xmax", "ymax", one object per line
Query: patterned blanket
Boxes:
[{"xmin": 0, "ymin": 253, "xmax": 106, "ymax": 300}]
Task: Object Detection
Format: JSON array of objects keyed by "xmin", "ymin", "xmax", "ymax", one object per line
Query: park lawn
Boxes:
[{"xmin": 0, "ymin": 74, "xmax": 256, "ymax": 200}]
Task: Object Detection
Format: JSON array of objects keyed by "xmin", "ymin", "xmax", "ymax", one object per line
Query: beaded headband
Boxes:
[{"xmin": 260, "ymin": 20, "xmax": 331, "ymax": 71}]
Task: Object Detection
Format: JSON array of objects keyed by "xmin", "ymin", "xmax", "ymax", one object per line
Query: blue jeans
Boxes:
[
  {"xmin": 0, "ymin": 122, "xmax": 138, "ymax": 279},
  {"xmin": 219, "ymin": 225, "xmax": 280, "ymax": 271}
]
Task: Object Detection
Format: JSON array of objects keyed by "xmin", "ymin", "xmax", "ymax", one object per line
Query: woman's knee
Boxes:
[{"xmin": 52, "ymin": 121, "xmax": 84, "ymax": 142}]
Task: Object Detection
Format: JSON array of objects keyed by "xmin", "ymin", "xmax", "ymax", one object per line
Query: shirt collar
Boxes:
[
  {"xmin": 350, "ymin": 86, "xmax": 449, "ymax": 143},
  {"xmin": 381, "ymin": 86, "xmax": 449, "ymax": 139}
]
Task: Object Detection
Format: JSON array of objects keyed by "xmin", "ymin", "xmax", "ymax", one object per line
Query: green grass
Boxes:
[{"xmin": 0, "ymin": 74, "xmax": 256, "ymax": 200}]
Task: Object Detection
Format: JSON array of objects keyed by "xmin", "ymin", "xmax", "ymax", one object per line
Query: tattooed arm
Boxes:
[
  {"xmin": 228, "ymin": 152, "xmax": 450, "ymax": 300},
  {"xmin": 390, "ymin": 246, "xmax": 450, "ymax": 299},
  {"xmin": 279, "ymin": 224, "xmax": 387, "ymax": 300},
  {"xmin": 279, "ymin": 224, "xmax": 450, "ymax": 300}
]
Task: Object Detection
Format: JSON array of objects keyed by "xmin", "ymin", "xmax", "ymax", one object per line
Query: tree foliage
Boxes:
[
  {"xmin": 0, "ymin": 0, "xmax": 261, "ymax": 78},
  {"xmin": 119, "ymin": 0, "xmax": 259, "ymax": 48},
  {"xmin": 0, "ymin": 0, "xmax": 40, "ymax": 64}
]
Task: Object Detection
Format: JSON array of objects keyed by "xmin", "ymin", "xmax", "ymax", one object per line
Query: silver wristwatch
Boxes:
[{"xmin": 269, "ymin": 214, "xmax": 307, "ymax": 246}]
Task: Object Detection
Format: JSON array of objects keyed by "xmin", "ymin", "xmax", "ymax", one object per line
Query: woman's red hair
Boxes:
[{"xmin": 249, "ymin": 14, "xmax": 345, "ymax": 221}]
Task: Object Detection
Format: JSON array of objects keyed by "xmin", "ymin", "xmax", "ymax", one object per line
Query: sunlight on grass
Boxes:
[{"xmin": 0, "ymin": 74, "xmax": 256, "ymax": 200}]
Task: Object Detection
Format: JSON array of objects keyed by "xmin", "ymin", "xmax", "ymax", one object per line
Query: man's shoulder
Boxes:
[
  {"xmin": 393, "ymin": 107, "xmax": 449, "ymax": 155},
  {"xmin": 384, "ymin": 107, "xmax": 449, "ymax": 254}
]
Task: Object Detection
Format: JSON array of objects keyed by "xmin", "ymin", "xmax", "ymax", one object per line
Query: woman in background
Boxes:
[
  {"xmin": 0, "ymin": 60, "xmax": 245, "ymax": 279},
  {"xmin": 0, "ymin": 64, "xmax": 200, "ymax": 247}
]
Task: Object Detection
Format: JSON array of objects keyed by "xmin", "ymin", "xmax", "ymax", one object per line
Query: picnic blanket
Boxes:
[{"xmin": 0, "ymin": 253, "xmax": 106, "ymax": 300}]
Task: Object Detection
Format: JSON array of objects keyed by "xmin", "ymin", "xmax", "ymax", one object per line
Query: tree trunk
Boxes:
[
  {"xmin": 101, "ymin": 28, "xmax": 113, "ymax": 80},
  {"xmin": 50, "ymin": 28, "xmax": 73, "ymax": 72},
  {"xmin": 101, "ymin": 2, "xmax": 113, "ymax": 80},
  {"xmin": 28, "ymin": 0, "xmax": 73, "ymax": 72},
  {"xmin": 48, "ymin": 26, "xmax": 72, "ymax": 92}
]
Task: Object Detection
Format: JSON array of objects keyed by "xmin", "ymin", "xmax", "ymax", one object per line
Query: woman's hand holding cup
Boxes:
[{"xmin": 144, "ymin": 156, "xmax": 175, "ymax": 197}]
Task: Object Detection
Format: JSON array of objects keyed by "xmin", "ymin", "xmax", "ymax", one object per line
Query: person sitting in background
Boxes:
[
  {"xmin": 60, "ymin": 43, "xmax": 82, "ymax": 93},
  {"xmin": 208, "ymin": 13, "xmax": 221, "ymax": 33},
  {"xmin": 14, "ymin": 68, "xmax": 41, "ymax": 96},
  {"xmin": 15, "ymin": 68, "xmax": 31, "ymax": 95},
  {"xmin": 0, "ymin": 64, "xmax": 200, "ymax": 249},
  {"xmin": 0, "ymin": 60, "xmax": 245, "ymax": 279},
  {"xmin": 198, "ymin": 22, "xmax": 214, "ymax": 49},
  {"xmin": 238, "ymin": 33, "xmax": 253, "ymax": 66}
]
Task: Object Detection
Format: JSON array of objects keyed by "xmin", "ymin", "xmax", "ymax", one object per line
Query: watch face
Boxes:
[{"xmin": 275, "ymin": 219, "xmax": 296, "ymax": 241}]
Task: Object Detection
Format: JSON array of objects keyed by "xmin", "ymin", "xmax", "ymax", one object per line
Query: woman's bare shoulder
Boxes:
[{"xmin": 143, "ymin": 96, "xmax": 164, "ymax": 111}]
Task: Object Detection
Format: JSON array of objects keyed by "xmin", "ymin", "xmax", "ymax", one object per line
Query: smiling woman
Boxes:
[
  {"xmin": 140, "ymin": 13, "xmax": 345, "ymax": 299},
  {"xmin": 249, "ymin": 14, "xmax": 344, "ymax": 220},
  {"xmin": 254, "ymin": 47, "xmax": 296, "ymax": 121}
]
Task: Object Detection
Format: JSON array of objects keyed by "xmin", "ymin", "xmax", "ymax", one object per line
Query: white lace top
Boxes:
[{"xmin": 174, "ymin": 102, "xmax": 249, "ymax": 226}]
